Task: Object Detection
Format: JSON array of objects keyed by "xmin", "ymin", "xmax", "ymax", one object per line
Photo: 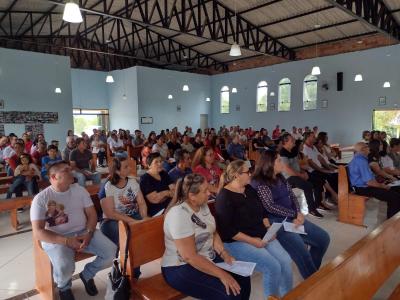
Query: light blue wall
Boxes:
[
  {"xmin": 0, "ymin": 47, "xmax": 73, "ymax": 147},
  {"xmin": 71, "ymin": 69, "xmax": 109, "ymax": 109},
  {"xmin": 211, "ymin": 45, "xmax": 400, "ymax": 146},
  {"xmin": 108, "ymin": 67, "xmax": 140, "ymax": 131},
  {"xmin": 136, "ymin": 66, "xmax": 211, "ymax": 134}
]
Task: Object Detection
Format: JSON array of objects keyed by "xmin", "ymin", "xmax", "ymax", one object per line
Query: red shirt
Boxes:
[
  {"xmin": 31, "ymin": 150, "xmax": 47, "ymax": 167},
  {"xmin": 24, "ymin": 141, "xmax": 33, "ymax": 153},
  {"xmin": 272, "ymin": 129, "xmax": 281, "ymax": 139},
  {"xmin": 193, "ymin": 164, "xmax": 222, "ymax": 185}
]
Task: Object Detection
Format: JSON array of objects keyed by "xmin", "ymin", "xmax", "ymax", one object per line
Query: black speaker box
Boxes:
[{"xmin": 337, "ymin": 72, "xmax": 343, "ymax": 91}]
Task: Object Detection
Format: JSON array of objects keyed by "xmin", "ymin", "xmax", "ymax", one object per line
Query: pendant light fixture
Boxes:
[
  {"xmin": 206, "ymin": 97, "xmax": 211, "ymax": 102},
  {"xmin": 105, "ymin": 41, "xmax": 114, "ymax": 83},
  {"xmin": 383, "ymin": 81, "xmax": 391, "ymax": 88},
  {"xmin": 354, "ymin": 74, "xmax": 363, "ymax": 82},
  {"xmin": 55, "ymin": 88, "xmax": 62, "ymax": 94},
  {"xmin": 182, "ymin": 85, "xmax": 189, "ymax": 91},
  {"xmin": 270, "ymin": 91, "xmax": 275, "ymax": 96},
  {"xmin": 311, "ymin": 17, "xmax": 320, "ymax": 75},
  {"xmin": 63, "ymin": 1, "xmax": 83, "ymax": 23},
  {"xmin": 232, "ymin": 87, "xmax": 238, "ymax": 93},
  {"xmin": 229, "ymin": 0, "xmax": 242, "ymax": 57},
  {"xmin": 168, "ymin": 94, "xmax": 173, "ymax": 99}
]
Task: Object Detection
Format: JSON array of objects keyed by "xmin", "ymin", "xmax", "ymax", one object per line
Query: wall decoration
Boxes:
[
  {"xmin": 25, "ymin": 124, "xmax": 44, "ymax": 139},
  {"xmin": 235, "ymin": 104, "xmax": 240, "ymax": 111},
  {"xmin": 378, "ymin": 96, "xmax": 386, "ymax": 106},
  {"xmin": 269, "ymin": 103, "xmax": 275, "ymax": 111},
  {"xmin": 0, "ymin": 111, "xmax": 58, "ymax": 124},
  {"xmin": 140, "ymin": 117, "xmax": 153, "ymax": 124},
  {"xmin": 0, "ymin": 100, "xmax": 4, "ymax": 109},
  {"xmin": 0, "ymin": 124, "xmax": 4, "ymax": 136},
  {"xmin": 321, "ymin": 99, "xmax": 328, "ymax": 108},
  {"xmin": 177, "ymin": 105, "xmax": 181, "ymax": 112}
]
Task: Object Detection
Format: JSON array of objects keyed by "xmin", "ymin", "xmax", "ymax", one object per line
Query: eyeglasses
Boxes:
[{"xmin": 240, "ymin": 170, "xmax": 251, "ymax": 175}]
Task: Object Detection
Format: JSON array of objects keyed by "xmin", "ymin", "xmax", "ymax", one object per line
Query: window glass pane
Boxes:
[
  {"xmin": 373, "ymin": 110, "xmax": 400, "ymax": 139},
  {"xmin": 220, "ymin": 88, "xmax": 230, "ymax": 114},
  {"xmin": 278, "ymin": 78, "xmax": 291, "ymax": 111},
  {"xmin": 256, "ymin": 85, "xmax": 268, "ymax": 112},
  {"xmin": 303, "ymin": 75, "xmax": 317, "ymax": 111}
]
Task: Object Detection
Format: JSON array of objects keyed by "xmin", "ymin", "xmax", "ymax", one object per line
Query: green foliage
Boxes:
[
  {"xmin": 373, "ymin": 110, "xmax": 400, "ymax": 139},
  {"xmin": 73, "ymin": 115, "xmax": 99, "ymax": 136}
]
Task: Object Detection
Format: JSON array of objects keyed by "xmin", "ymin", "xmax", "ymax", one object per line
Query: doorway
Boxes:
[{"xmin": 200, "ymin": 114, "xmax": 208, "ymax": 131}]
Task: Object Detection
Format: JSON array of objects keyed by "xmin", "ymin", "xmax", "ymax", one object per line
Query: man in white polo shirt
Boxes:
[{"xmin": 30, "ymin": 161, "xmax": 116, "ymax": 300}]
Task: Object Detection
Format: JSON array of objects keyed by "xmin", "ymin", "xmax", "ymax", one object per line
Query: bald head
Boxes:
[{"xmin": 354, "ymin": 142, "xmax": 369, "ymax": 156}]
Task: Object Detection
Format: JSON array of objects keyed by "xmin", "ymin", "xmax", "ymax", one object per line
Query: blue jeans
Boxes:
[
  {"xmin": 72, "ymin": 170, "xmax": 101, "ymax": 187},
  {"xmin": 269, "ymin": 216, "xmax": 330, "ymax": 279},
  {"xmin": 162, "ymin": 257, "xmax": 251, "ymax": 300},
  {"xmin": 224, "ymin": 239, "xmax": 293, "ymax": 298},
  {"xmin": 41, "ymin": 229, "xmax": 117, "ymax": 292},
  {"xmin": 6, "ymin": 175, "xmax": 38, "ymax": 198},
  {"xmin": 100, "ymin": 217, "xmax": 141, "ymax": 279}
]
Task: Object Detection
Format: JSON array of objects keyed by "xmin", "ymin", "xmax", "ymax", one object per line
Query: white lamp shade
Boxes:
[
  {"xmin": 229, "ymin": 43, "xmax": 242, "ymax": 57},
  {"xmin": 168, "ymin": 94, "xmax": 173, "ymax": 99},
  {"xmin": 182, "ymin": 85, "xmax": 189, "ymax": 91},
  {"xmin": 206, "ymin": 97, "xmax": 211, "ymax": 102},
  {"xmin": 354, "ymin": 74, "xmax": 363, "ymax": 82},
  {"xmin": 63, "ymin": 2, "xmax": 83, "ymax": 23},
  {"xmin": 232, "ymin": 87, "xmax": 238, "ymax": 93},
  {"xmin": 383, "ymin": 81, "xmax": 391, "ymax": 88},
  {"xmin": 106, "ymin": 74, "xmax": 114, "ymax": 83},
  {"xmin": 311, "ymin": 66, "xmax": 321, "ymax": 76},
  {"xmin": 55, "ymin": 88, "xmax": 62, "ymax": 94},
  {"xmin": 270, "ymin": 92, "xmax": 275, "ymax": 96}
]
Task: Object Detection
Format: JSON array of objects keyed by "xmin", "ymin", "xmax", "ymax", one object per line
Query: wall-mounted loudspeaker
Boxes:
[{"xmin": 337, "ymin": 72, "xmax": 343, "ymax": 91}]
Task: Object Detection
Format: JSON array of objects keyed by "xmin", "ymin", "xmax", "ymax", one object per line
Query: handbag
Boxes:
[{"xmin": 106, "ymin": 226, "xmax": 131, "ymax": 300}]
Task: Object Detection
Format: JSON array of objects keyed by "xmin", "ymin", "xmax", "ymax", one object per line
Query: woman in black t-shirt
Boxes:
[{"xmin": 140, "ymin": 152, "xmax": 176, "ymax": 216}]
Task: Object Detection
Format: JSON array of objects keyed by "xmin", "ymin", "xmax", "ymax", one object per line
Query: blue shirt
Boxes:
[
  {"xmin": 348, "ymin": 153, "xmax": 375, "ymax": 188},
  {"xmin": 168, "ymin": 166, "xmax": 192, "ymax": 183},
  {"xmin": 41, "ymin": 156, "xmax": 62, "ymax": 177},
  {"xmin": 227, "ymin": 143, "xmax": 245, "ymax": 160}
]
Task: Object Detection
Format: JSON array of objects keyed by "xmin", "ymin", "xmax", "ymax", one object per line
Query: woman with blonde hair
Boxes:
[
  {"xmin": 162, "ymin": 173, "xmax": 251, "ymax": 299},
  {"xmin": 216, "ymin": 160, "xmax": 293, "ymax": 298}
]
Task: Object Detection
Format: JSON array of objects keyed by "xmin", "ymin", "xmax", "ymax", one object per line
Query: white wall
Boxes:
[
  {"xmin": 71, "ymin": 69, "xmax": 109, "ymax": 109},
  {"xmin": 108, "ymin": 67, "xmax": 140, "ymax": 131},
  {"xmin": 210, "ymin": 44, "xmax": 400, "ymax": 146},
  {"xmin": 0, "ymin": 47, "xmax": 73, "ymax": 147},
  {"xmin": 136, "ymin": 66, "xmax": 211, "ymax": 134}
]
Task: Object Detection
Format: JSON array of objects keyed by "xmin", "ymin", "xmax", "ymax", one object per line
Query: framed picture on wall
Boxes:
[
  {"xmin": 0, "ymin": 100, "xmax": 4, "ymax": 109},
  {"xmin": 235, "ymin": 104, "xmax": 240, "ymax": 111},
  {"xmin": 321, "ymin": 99, "xmax": 328, "ymax": 108},
  {"xmin": 177, "ymin": 105, "xmax": 181, "ymax": 112},
  {"xmin": 269, "ymin": 103, "xmax": 275, "ymax": 111},
  {"xmin": 378, "ymin": 96, "xmax": 386, "ymax": 106},
  {"xmin": 140, "ymin": 117, "xmax": 153, "ymax": 124}
]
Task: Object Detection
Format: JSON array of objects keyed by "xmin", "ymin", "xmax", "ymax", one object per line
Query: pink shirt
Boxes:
[{"xmin": 193, "ymin": 164, "xmax": 222, "ymax": 185}]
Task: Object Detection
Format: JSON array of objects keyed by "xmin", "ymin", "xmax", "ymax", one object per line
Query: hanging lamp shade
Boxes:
[
  {"xmin": 168, "ymin": 94, "xmax": 173, "ymax": 99},
  {"xmin": 354, "ymin": 74, "xmax": 363, "ymax": 82},
  {"xmin": 229, "ymin": 43, "xmax": 242, "ymax": 57},
  {"xmin": 383, "ymin": 81, "xmax": 391, "ymax": 88},
  {"xmin": 55, "ymin": 88, "xmax": 62, "ymax": 94},
  {"xmin": 311, "ymin": 66, "xmax": 321, "ymax": 76},
  {"xmin": 106, "ymin": 74, "xmax": 114, "ymax": 83},
  {"xmin": 182, "ymin": 85, "xmax": 189, "ymax": 91},
  {"xmin": 231, "ymin": 87, "xmax": 238, "ymax": 93},
  {"xmin": 63, "ymin": 1, "xmax": 83, "ymax": 23},
  {"xmin": 206, "ymin": 97, "xmax": 211, "ymax": 102}
]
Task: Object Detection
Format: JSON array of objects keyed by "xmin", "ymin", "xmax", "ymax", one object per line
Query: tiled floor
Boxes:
[{"xmin": 0, "ymin": 198, "xmax": 398, "ymax": 300}]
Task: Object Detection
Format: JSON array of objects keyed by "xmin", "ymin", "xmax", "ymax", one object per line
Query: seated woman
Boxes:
[
  {"xmin": 140, "ymin": 141, "xmax": 152, "ymax": 169},
  {"xmin": 140, "ymin": 152, "xmax": 176, "ymax": 216},
  {"xmin": 162, "ymin": 174, "xmax": 251, "ymax": 300},
  {"xmin": 7, "ymin": 153, "xmax": 40, "ymax": 198},
  {"xmin": 368, "ymin": 139, "xmax": 397, "ymax": 182},
  {"xmin": 192, "ymin": 146, "xmax": 223, "ymax": 198},
  {"xmin": 251, "ymin": 151, "xmax": 330, "ymax": 280},
  {"xmin": 379, "ymin": 141, "xmax": 400, "ymax": 177},
  {"xmin": 216, "ymin": 160, "xmax": 293, "ymax": 298}
]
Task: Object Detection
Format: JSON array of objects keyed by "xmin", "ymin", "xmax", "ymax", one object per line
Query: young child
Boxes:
[
  {"xmin": 6, "ymin": 153, "xmax": 40, "ymax": 198},
  {"xmin": 41, "ymin": 145, "xmax": 62, "ymax": 181}
]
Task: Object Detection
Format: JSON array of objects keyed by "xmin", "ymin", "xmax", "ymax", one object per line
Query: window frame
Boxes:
[
  {"xmin": 303, "ymin": 75, "xmax": 318, "ymax": 111},
  {"xmin": 256, "ymin": 81, "xmax": 268, "ymax": 113}
]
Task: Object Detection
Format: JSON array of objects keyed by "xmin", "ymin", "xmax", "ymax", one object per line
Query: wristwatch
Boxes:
[{"xmin": 86, "ymin": 228, "xmax": 95, "ymax": 235}]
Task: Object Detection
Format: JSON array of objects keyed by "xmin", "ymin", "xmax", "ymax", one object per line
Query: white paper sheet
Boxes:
[
  {"xmin": 216, "ymin": 261, "xmax": 257, "ymax": 277},
  {"xmin": 153, "ymin": 208, "xmax": 165, "ymax": 217},
  {"xmin": 388, "ymin": 180, "xmax": 400, "ymax": 187},
  {"xmin": 283, "ymin": 221, "xmax": 307, "ymax": 235},
  {"xmin": 262, "ymin": 222, "xmax": 282, "ymax": 242}
]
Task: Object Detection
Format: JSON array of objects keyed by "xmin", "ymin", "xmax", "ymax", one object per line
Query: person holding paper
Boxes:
[
  {"xmin": 251, "ymin": 151, "xmax": 330, "ymax": 279},
  {"xmin": 161, "ymin": 174, "xmax": 251, "ymax": 299},
  {"xmin": 216, "ymin": 160, "xmax": 293, "ymax": 298}
]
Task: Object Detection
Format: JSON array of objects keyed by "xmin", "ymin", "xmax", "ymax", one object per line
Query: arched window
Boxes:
[
  {"xmin": 303, "ymin": 75, "xmax": 318, "ymax": 110},
  {"xmin": 220, "ymin": 86, "xmax": 230, "ymax": 114},
  {"xmin": 278, "ymin": 78, "xmax": 291, "ymax": 111},
  {"xmin": 256, "ymin": 81, "xmax": 268, "ymax": 112}
]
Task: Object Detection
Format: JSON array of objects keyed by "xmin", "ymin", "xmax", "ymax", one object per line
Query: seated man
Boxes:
[
  {"xmin": 227, "ymin": 134, "xmax": 246, "ymax": 160},
  {"xmin": 30, "ymin": 161, "xmax": 116, "ymax": 300},
  {"xmin": 349, "ymin": 142, "xmax": 400, "ymax": 219},
  {"xmin": 62, "ymin": 137, "xmax": 76, "ymax": 163},
  {"xmin": 41, "ymin": 145, "xmax": 62, "ymax": 181},
  {"xmin": 168, "ymin": 149, "xmax": 192, "ymax": 182},
  {"xmin": 180, "ymin": 135, "xmax": 194, "ymax": 153},
  {"xmin": 70, "ymin": 138, "xmax": 100, "ymax": 187},
  {"xmin": 108, "ymin": 133, "xmax": 127, "ymax": 158},
  {"xmin": 280, "ymin": 133, "xmax": 323, "ymax": 218},
  {"xmin": 32, "ymin": 141, "xmax": 48, "ymax": 167}
]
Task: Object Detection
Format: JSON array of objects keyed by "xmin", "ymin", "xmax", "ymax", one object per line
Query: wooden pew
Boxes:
[
  {"xmin": 338, "ymin": 165, "xmax": 368, "ymax": 226},
  {"xmin": 248, "ymin": 141, "xmax": 261, "ymax": 163},
  {"xmin": 269, "ymin": 212, "xmax": 400, "ymax": 300},
  {"xmin": 119, "ymin": 217, "xmax": 185, "ymax": 300}
]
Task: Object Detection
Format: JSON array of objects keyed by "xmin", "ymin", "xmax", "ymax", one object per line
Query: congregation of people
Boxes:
[{"xmin": 1, "ymin": 124, "xmax": 399, "ymax": 299}]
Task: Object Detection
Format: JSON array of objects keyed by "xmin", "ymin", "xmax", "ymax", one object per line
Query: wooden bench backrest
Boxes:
[
  {"xmin": 338, "ymin": 165, "xmax": 349, "ymax": 199},
  {"xmin": 279, "ymin": 212, "xmax": 400, "ymax": 300},
  {"xmin": 119, "ymin": 216, "xmax": 165, "ymax": 273}
]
